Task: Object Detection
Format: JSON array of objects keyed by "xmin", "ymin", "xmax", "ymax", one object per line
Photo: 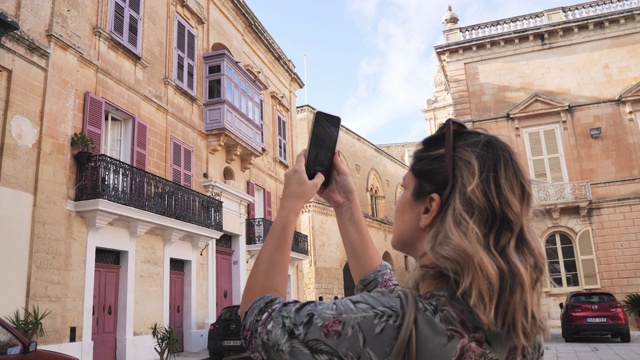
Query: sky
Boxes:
[{"xmin": 244, "ymin": 0, "xmax": 573, "ymax": 144}]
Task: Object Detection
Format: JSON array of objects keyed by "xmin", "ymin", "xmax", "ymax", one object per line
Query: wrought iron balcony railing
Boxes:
[
  {"xmin": 75, "ymin": 154, "xmax": 223, "ymax": 231},
  {"xmin": 532, "ymin": 181, "xmax": 592, "ymax": 206},
  {"xmin": 246, "ymin": 218, "xmax": 309, "ymax": 256}
]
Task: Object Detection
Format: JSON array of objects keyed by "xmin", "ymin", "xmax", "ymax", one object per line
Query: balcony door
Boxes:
[{"xmin": 247, "ymin": 181, "xmax": 272, "ymax": 220}]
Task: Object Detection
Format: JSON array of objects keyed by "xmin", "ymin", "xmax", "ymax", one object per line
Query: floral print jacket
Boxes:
[{"xmin": 242, "ymin": 262, "xmax": 544, "ymax": 359}]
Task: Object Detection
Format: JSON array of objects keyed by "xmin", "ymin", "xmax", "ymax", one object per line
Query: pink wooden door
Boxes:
[
  {"xmin": 169, "ymin": 271, "xmax": 185, "ymax": 352},
  {"xmin": 93, "ymin": 264, "xmax": 119, "ymax": 360},
  {"xmin": 216, "ymin": 248, "xmax": 234, "ymax": 316}
]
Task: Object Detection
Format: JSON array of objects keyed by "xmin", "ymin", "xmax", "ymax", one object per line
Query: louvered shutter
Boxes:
[
  {"xmin": 186, "ymin": 30, "xmax": 195, "ymax": 91},
  {"xmin": 182, "ymin": 146, "xmax": 192, "ymax": 188},
  {"xmin": 126, "ymin": 0, "xmax": 142, "ymax": 51},
  {"xmin": 110, "ymin": 0, "xmax": 143, "ymax": 53},
  {"xmin": 543, "ymin": 129, "xmax": 564, "ymax": 183},
  {"xmin": 265, "ymin": 190, "xmax": 272, "ymax": 220},
  {"xmin": 132, "ymin": 118, "xmax": 147, "ymax": 170},
  {"xmin": 83, "ymin": 92, "xmax": 104, "ymax": 155},
  {"xmin": 247, "ymin": 181, "xmax": 255, "ymax": 219},
  {"xmin": 175, "ymin": 16, "xmax": 196, "ymax": 93},
  {"xmin": 525, "ymin": 127, "xmax": 566, "ymax": 183},
  {"xmin": 577, "ymin": 228, "xmax": 600, "ymax": 289},
  {"xmin": 171, "ymin": 139, "xmax": 183, "ymax": 185}
]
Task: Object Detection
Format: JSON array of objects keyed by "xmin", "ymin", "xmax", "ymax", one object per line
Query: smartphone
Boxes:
[{"xmin": 305, "ymin": 111, "xmax": 341, "ymax": 187}]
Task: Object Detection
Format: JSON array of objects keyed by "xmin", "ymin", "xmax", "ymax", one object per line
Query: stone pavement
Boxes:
[{"xmin": 175, "ymin": 329, "xmax": 640, "ymax": 360}]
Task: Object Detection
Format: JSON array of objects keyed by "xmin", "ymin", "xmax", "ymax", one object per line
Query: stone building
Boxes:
[
  {"xmin": 0, "ymin": 0, "xmax": 304, "ymax": 358},
  {"xmin": 295, "ymin": 105, "xmax": 413, "ymax": 300},
  {"xmin": 426, "ymin": 1, "xmax": 640, "ymax": 327}
]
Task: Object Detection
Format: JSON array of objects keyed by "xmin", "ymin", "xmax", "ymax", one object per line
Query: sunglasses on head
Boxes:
[{"xmin": 434, "ymin": 118, "xmax": 468, "ymax": 201}]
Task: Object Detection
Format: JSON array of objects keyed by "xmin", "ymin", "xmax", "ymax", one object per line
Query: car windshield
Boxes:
[
  {"xmin": 569, "ymin": 293, "xmax": 616, "ymax": 303},
  {"xmin": 219, "ymin": 307, "xmax": 240, "ymax": 320}
]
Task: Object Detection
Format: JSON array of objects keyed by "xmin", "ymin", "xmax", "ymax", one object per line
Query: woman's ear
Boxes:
[{"xmin": 419, "ymin": 193, "xmax": 441, "ymax": 228}]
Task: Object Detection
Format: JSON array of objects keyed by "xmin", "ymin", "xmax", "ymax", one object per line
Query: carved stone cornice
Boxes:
[{"xmin": 207, "ymin": 132, "xmax": 227, "ymax": 154}]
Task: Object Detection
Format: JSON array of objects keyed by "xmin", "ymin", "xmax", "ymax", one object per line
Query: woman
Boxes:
[{"xmin": 240, "ymin": 119, "xmax": 547, "ymax": 359}]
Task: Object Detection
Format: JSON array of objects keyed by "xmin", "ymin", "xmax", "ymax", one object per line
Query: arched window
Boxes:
[
  {"xmin": 367, "ymin": 170, "xmax": 384, "ymax": 219},
  {"xmin": 545, "ymin": 232, "xmax": 579, "ymax": 288}
]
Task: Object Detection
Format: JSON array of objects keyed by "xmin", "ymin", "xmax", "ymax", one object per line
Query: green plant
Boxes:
[
  {"xmin": 70, "ymin": 132, "xmax": 96, "ymax": 152},
  {"xmin": 622, "ymin": 292, "xmax": 640, "ymax": 318},
  {"xmin": 4, "ymin": 305, "xmax": 51, "ymax": 342},
  {"xmin": 150, "ymin": 323, "xmax": 179, "ymax": 360}
]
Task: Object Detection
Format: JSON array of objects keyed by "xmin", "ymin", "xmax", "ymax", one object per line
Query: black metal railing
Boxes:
[
  {"xmin": 246, "ymin": 218, "xmax": 309, "ymax": 256},
  {"xmin": 75, "ymin": 154, "xmax": 223, "ymax": 231}
]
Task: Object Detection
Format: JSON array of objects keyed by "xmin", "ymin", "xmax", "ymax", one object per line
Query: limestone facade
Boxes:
[
  {"xmin": 426, "ymin": 1, "xmax": 640, "ymax": 328},
  {"xmin": 0, "ymin": 0, "xmax": 303, "ymax": 358},
  {"xmin": 295, "ymin": 105, "xmax": 414, "ymax": 301}
]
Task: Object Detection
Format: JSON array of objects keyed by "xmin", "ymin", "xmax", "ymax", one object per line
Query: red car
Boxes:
[
  {"xmin": 0, "ymin": 318, "xmax": 78, "ymax": 359},
  {"xmin": 559, "ymin": 291, "xmax": 631, "ymax": 343}
]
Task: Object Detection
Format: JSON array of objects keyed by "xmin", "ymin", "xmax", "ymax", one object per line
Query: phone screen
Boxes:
[{"xmin": 306, "ymin": 111, "xmax": 341, "ymax": 187}]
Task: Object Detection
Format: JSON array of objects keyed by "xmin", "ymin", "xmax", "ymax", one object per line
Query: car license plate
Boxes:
[
  {"xmin": 586, "ymin": 318, "xmax": 606, "ymax": 323},
  {"xmin": 223, "ymin": 340, "xmax": 241, "ymax": 346}
]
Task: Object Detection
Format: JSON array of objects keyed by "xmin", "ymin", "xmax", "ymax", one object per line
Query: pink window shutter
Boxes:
[
  {"xmin": 247, "ymin": 181, "xmax": 255, "ymax": 219},
  {"xmin": 83, "ymin": 92, "xmax": 104, "ymax": 155},
  {"xmin": 265, "ymin": 190, "xmax": 272, "ymax": 220},
  {"xmin": 182, "ymin": 146, "xmax": 192, "ymax": 189},
  {"xmin": 171, "ymin": 138, "xmax": 183, "ymax": 184},
  {"xmin": 132, "ymin": 118, "xmax": 147, "ymax": 170}
]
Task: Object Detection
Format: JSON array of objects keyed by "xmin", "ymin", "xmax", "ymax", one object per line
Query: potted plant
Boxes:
[
  {"xmin": 70, "ymin": 132, "xmax": 96, "ymax": 164},
  {"xmin": 4, "ymin": 305, "xmax": 51, "ymax": 342},
  {"xmin": 150, "ymin": 323, "xmax": 179, "ymax": 360},
  {"xmin": 622, "ymin": 292, "xmax": 640, "ymax": 330}
]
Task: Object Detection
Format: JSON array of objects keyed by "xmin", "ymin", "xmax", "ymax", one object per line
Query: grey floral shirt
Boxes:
[{"xmin": 242, "ymin": 262, "xmax": 544, "ymax": 359}]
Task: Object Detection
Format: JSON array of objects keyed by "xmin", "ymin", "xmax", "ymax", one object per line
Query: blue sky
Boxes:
[{"xmin": 244, "ymin": 0, "xmax": 571, "ymax": 144}]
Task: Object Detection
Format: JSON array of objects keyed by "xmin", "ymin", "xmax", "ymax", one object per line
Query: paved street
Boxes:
[{"xmin": 175, "ymin": 329, "xmax": 640, "ymax": 360}]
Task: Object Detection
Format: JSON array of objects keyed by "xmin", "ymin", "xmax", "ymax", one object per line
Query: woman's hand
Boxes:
[
  {"xmin": 318, "ymin": 151, "xmax": 357, "ymax": 213},
  {"xmin": 280, "ymin": 150, "xmax": 325, "ymax": 213}
]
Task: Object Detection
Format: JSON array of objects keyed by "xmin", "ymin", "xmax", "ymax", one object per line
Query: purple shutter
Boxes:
[
  {"xmin": 110, "ymin": 0, "xmax": 142, "ymax": 53},
  {"xmin": 182, "ymin": 146, "xmax": 192, "ymax": 189},
  {"xmin": 127, "ymin": 0, "xmax": 142, "ymax": 50},
  {"xmin": 132, "ymin": 118, "xmax": 147, "ymax": 170},
  {"xmin": 186, "ymin": 30, "xmax": 195, "ymax": 91},
  {"xmin": 171, "ymin": 138, "xmax": 182, "ymax": 184},
  {"xmin": 83, "ymin": 92, "xmax": 104, "ymax": 155},
  {"xmin": 175, "ymin": 16, "xmax": 196, "ymax": 93},
  {"xmin": 111, "ymin": 0, "xmax": 126, "ymax": 39},
  {"xmin": 265, "ymin": 190, "xmax": 272, "ymax": 220},
  {"xmin": 175, "ymin": 18, "xmax": 186, "ymax": 87},
  {"xmin": 247, "ymin": 181, "xmax": 255, "ymax": 219}
]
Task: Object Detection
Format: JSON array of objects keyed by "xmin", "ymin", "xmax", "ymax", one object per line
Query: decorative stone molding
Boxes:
[
  {"xmin": 225, "ymin": 143, "xmax": 243, "ymax": 164},
  {"xmin": 619, "ymin": 81, "xmax": 640, "ymax": 121},
  {"xmin": 241, "ymin": 154, "xmax": 256, "ymax": 172},
  {"xmin": 507, "ymin": 92, "xmax": 571, "ymax": 133},
  {"xmin": 208, "ymin": 133, "xmax": 228, "ymax": 154},
  {"xmin": 181, "ymin": 0, "xmax": 207, "ymax": 24}
]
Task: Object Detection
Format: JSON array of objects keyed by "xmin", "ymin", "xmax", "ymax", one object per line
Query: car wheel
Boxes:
[
  {"xmin": 564, "ymin": 332, "xmax": 574, "ymax": 343},
  {"xmin": 210, "ymin": 352, "xmax": 225, "ymax": 360},
  {"xmin": 620, "ymin": 330, "xmax": 631, "ymax": 343}
]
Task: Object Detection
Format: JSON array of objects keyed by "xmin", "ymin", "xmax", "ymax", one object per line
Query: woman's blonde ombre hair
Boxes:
[{"xmin": 409, "ymin": 128, "xmax": 547, "ymax": 345}]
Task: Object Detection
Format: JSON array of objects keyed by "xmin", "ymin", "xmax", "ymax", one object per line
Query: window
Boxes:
[
  {"xmin": 546, "ymin": 233, "xmax": 579, "ymax": 288},
  {"xmin": 370, "ymin": 190, "xmax": 379, "ymax": 218},
  {"xmin": 109, "ymin": 0, "xmax": 143, "ymax": 54},
  {"xmin": 523, "ymin": 125, "xmax": 567, "ymax": 183},
  {"xmin": 367, "ymin": 171, "xmax": 384, "ymax": 218},
  {"xmin": 83, "ymin": 92, "xmax": 147, "ymax": 169},
  {"xmin": 544, "ymin": 228, "xmax": 600, "ymax": 291},
  {"xmin": 277, "ymin": 112, "xmax": 287, "ymax": 162},
  {"xmin": 175, "ymin": 16, "xmax": 196, "ymax": 94},
  {"xmin": 0, "ymin": 322, "xmax": 23, "ymax": 355},
  {"xmin": 171, "ymin": 137, "xmax": 193, "ymax": 189},
  {"xmin": 247, "ymin": 181, "xmax": 272, "ymax": 220},
  {"xmin": 204, "ymin": 59, "xmax": 263, "ymax": 125}
]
